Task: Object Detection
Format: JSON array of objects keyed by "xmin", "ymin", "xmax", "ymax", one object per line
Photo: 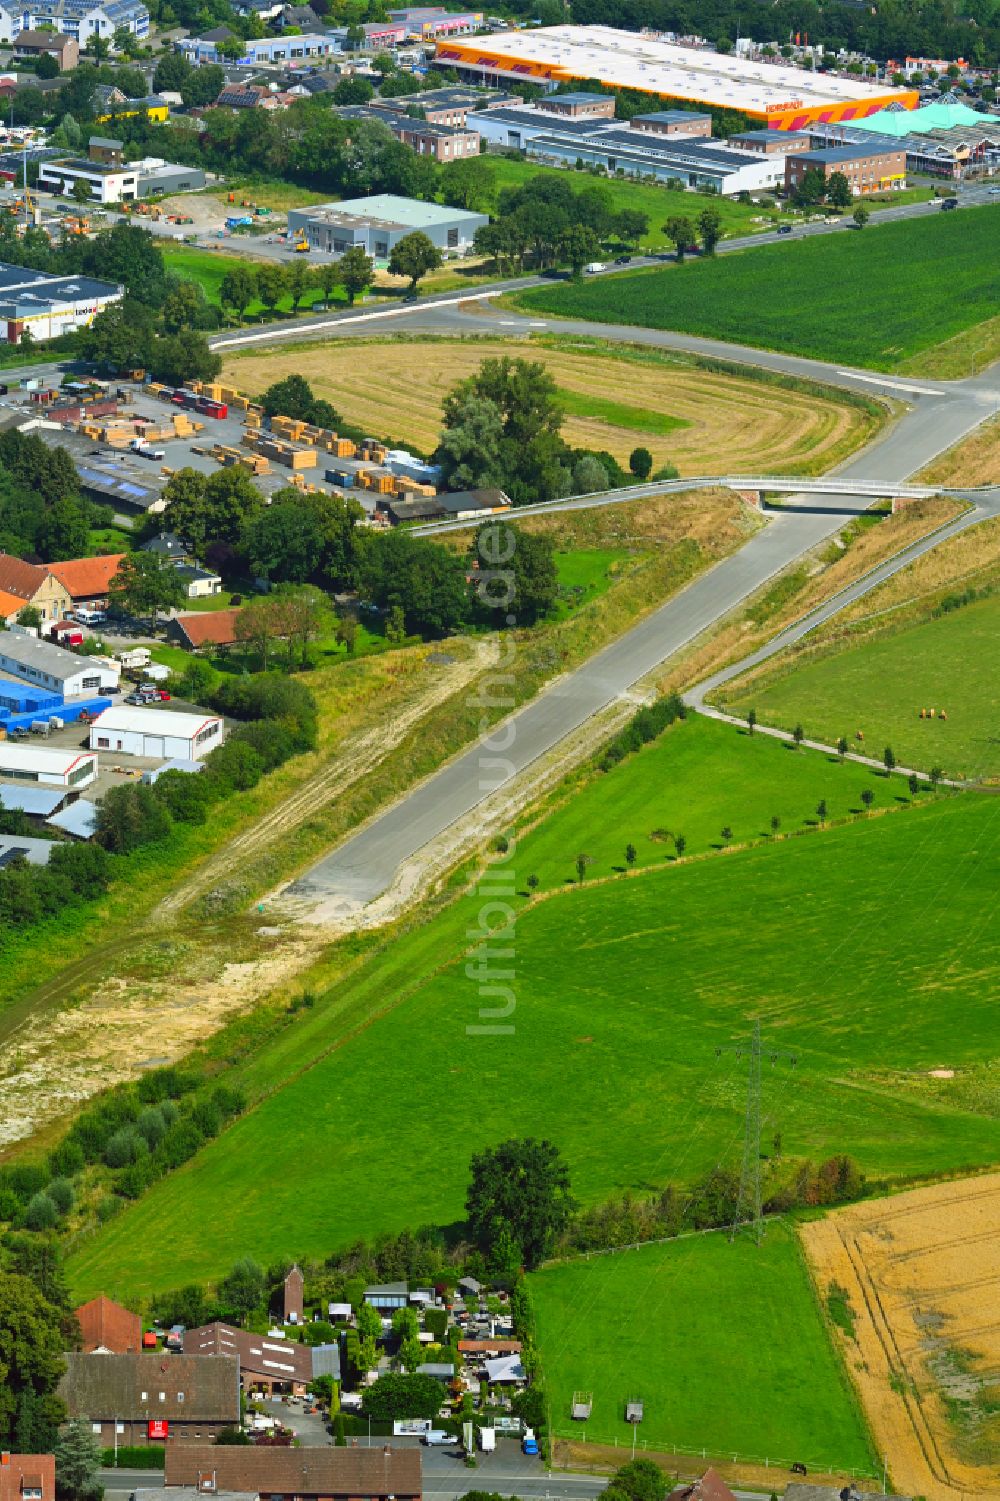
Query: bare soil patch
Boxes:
[
  {"xmin": 221, "ymin": 337, "xmax": 871, "ymax": 475},
  {"xmin": 802, "ymin": 1174, "xmax": 1000, "ymax": 1500}
]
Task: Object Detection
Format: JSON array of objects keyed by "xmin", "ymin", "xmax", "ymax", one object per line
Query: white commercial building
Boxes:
[
  {"xmin": 0, "ymin": 743, "xmax": 98, "ymax": 788},
  {"xmin": 89, "ymin": 705, "xmax": 224, "ymax": 760},
  {"xmin": 38, "ymin": 155, "xmax": 140, "ymax": 204},
  {"xmin": 0, "ymin": 633, "xmax": 120, "ymax": 697},
  {"xmin": 0, "ymin": 263, "xmax": 123, "ymax": 343}
]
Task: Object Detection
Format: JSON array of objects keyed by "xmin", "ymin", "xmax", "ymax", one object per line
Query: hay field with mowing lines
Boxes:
[
  {"xmin": 722, "ymin": 595, "xmax": 1000, "ymax": 780},
  {"xmin": 532, "ymin": 1226, "xmax": 874, "ymax": 1472},
  {"xmin": 803, "ymin": 1174, "xmax": 1000, "ymax": 1499},
  {"xmin": 67, "ymin": 787, "xmax": 1000, "ymax": 1302},
  {"xmin": 220, "ymin": 337, "xmax": 876, "ymax": 475}
]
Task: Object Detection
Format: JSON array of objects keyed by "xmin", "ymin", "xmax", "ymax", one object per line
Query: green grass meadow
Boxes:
[
  {"xmin": 452, "ymin": 156, "xmax": 776, "ymax": 247},
  {"xmin": 555, "ymin": 387, "xmax": 690, "ymax": 436},
  {"xmin": 514, "ymin": 205, "xmax": 1000, "ymax": 370},
  {"xmin": 532, "ymin": 1225, "xmax": 873, "ymax": 1470},
  {"xmin": 67, "ymin": 713, "xmax": 1000, "ymax": 1302},
  {"xmin": 723, "ymin": 596, "xmax": 1000, "ymax": 781},
  {"xmin": 520, "ymin": 712, "xmax": 917, "ymax": 887},
  {"xmin": 162, "ymin": 245, "xmax": 345, "ymax": 318}
]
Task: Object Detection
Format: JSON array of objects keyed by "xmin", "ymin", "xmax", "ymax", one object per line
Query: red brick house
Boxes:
[
  {"xmin": 0, "ymin": 1454, "xmax": 56, "ymax": 1501},
  {"xmin": 75, "ymin": 1295, "xmax": 142, "ymax": 1354}
]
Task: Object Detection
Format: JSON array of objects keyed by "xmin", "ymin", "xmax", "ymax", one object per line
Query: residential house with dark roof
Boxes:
[
  {"xmin": 12, "ymin": 29, "xmax": 78, "ymax": 68},
  {"xmin": 59, "ymin": 1352, "xmax": 240, "ymax": 1445},
  {"xmin": 0, "ymin": 1453, "xmax": 56, "ymax": 1501},
  {"xmin": 163, "ymin": 1444, "xmax": 422, "ymax": 1501},
  {"xmin": 75, "ymin": 1294, "xmax": 142, "ymax": 1353}
]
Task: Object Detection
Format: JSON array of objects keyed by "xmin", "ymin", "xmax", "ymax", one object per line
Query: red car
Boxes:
[{"xmin": 154, "ymin": 690, "xmax": 171, "ymax": 701}]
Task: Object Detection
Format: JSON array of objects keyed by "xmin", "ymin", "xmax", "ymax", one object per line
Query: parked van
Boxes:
[{"xmin": 73, "ymin": 607, "xmax": 106, "ymax": 626}]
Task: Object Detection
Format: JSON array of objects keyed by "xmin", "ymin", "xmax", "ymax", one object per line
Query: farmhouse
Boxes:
[
  {"xmin": 0, "ymin": 1454, "xmax": 56, "ymax": 1501},
  {"xmin": 182, "ymin": 1323, "xmax": 336, "ymax": 1396},
  {"xmin": 88, "ymin": 706, "xmax": 224, "ymax": 760},
  {"xmin": 0, "ymin": 743, "xmax": 97, "ymax": 789},
  {"xmin": 0, "ymin": 553, "xmax": 71, "ymax": 625},
  {"xmin": 0, "ymin": 632, "xmax": 120, "ymax": 697},
  {"xmin": 75, "ymin": 1294, "xmax": 143, "ymax": 1353},
  {"xmin": 46, "ymin": 553, "xmax": 126, "ymax": 608},
  {"xmin": 59, "ymin": 1352, "xmax": 241, "ymax": 1445},
  {"xmin": 162, "ymin": 1444, "xmax": 422, "ymax": 1501},
  {"xmin": 286, "ymin": 195, "xmax": 487, "ymax": 258}
]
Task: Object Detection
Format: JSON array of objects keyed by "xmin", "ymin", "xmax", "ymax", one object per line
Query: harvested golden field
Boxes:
[
  {"xmin": 802, "ymin": 1174, "xmax": 1000, "ymax": 1500},
  {"xmin": 221, "ymin": 336, "xmax": 879, "ymax": 477},
  {"xmin": 918, "ymin": 415, "xmax": 1000, "ymax": 488}
]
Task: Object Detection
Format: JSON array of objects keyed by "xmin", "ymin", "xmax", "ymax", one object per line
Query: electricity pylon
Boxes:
[{"xmin": 717, "ymin": 1019, "xmax": 797, "ymax": 1245}]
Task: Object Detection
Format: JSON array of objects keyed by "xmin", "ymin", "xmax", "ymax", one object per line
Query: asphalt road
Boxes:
[{"xmin": 282, "ymin": 327, "xmax": 998, "ymax": 916}]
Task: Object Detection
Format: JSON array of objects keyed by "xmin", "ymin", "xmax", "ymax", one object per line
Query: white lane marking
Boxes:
[
  {"xmin": 839, "ymin": 370, "xmax": 941, "ymax": 396},
  {"xmin": 529, "ymin": 320, "xmax": 548, "ymax": 327},
  {"xmin": 212, "ymin": 288, "xmax": 502, "ymax": 348}
]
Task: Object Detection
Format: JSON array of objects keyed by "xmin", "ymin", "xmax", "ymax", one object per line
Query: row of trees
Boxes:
[{"xmin": 0, "ymin": 428, "xmax": 93, "ymax": 561}]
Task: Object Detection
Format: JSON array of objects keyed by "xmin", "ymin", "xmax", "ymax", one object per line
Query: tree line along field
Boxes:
[
  {"xmin": 722, "ymin": 595, "xmax": 1000, "ymax": 781},
  {"xmin": 514, "ymin": 206, "xmax": 1000, "ymax": 372},
  {"xmin": 67, "ymin": 715, "xmax": 1000, "ymax": 1303},
  {"xmin": 220, "ymin": 336, "xmax": 881, "ymax": 476},
  {"xmin": 532, "ymin": 1225, "xmax": 875, "ymax": 1473},
  {"xmin": 518, "ymin": 713, "xmax": 921, "ymax": 889}
]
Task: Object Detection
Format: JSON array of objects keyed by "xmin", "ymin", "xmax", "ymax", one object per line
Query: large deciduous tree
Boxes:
[
  {"xmin": 466, "ymin": 1138, "xmax": 574, "ymax": 1270},
  {"xmin": 0, "ymin": 1272, "xmax": 69, "ymax": 1448}
]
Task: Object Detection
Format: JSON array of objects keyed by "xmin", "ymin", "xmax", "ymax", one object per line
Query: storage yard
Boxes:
[{"xmin": 437, "ymin": 25, "xmax": 919, "ymax": 128}]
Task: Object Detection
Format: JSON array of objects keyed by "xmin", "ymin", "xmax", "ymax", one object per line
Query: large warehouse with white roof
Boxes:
[
  {"xmin": 89, "ymin": 705, "xmax": 224, "ymax": 761},
  {"xmin": 437, "ymin": 26, "xmax": 919, "ymax": 130}
]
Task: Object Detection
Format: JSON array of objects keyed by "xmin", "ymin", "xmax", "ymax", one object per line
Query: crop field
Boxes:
[
  {"xmin": 533, "ymin": 1225, "xmax": 874, "ymax": 1471},
  {"xmin": 803, "ymin": 1173, "xmax": 1000, "ymax": 1498},
  {"xmin": 722, "ymin": 595, "xmax": 1000, "ymax": 780},
  {"xmin": 513, "ymin": 206, "xmax": 1000, "ymax": 371},
  {"xmin": 67, "ymin": 769, "xmax": 1000, "ymax": 1301},
  {"xmin": 221, "ymin": 336, "xmax": 878, "ymax": 474}
]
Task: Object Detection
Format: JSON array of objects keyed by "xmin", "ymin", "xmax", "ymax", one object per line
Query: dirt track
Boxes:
[{"xmin": 802, "ymin": 1174, "xmax": 1000, "ymax": 1500}]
